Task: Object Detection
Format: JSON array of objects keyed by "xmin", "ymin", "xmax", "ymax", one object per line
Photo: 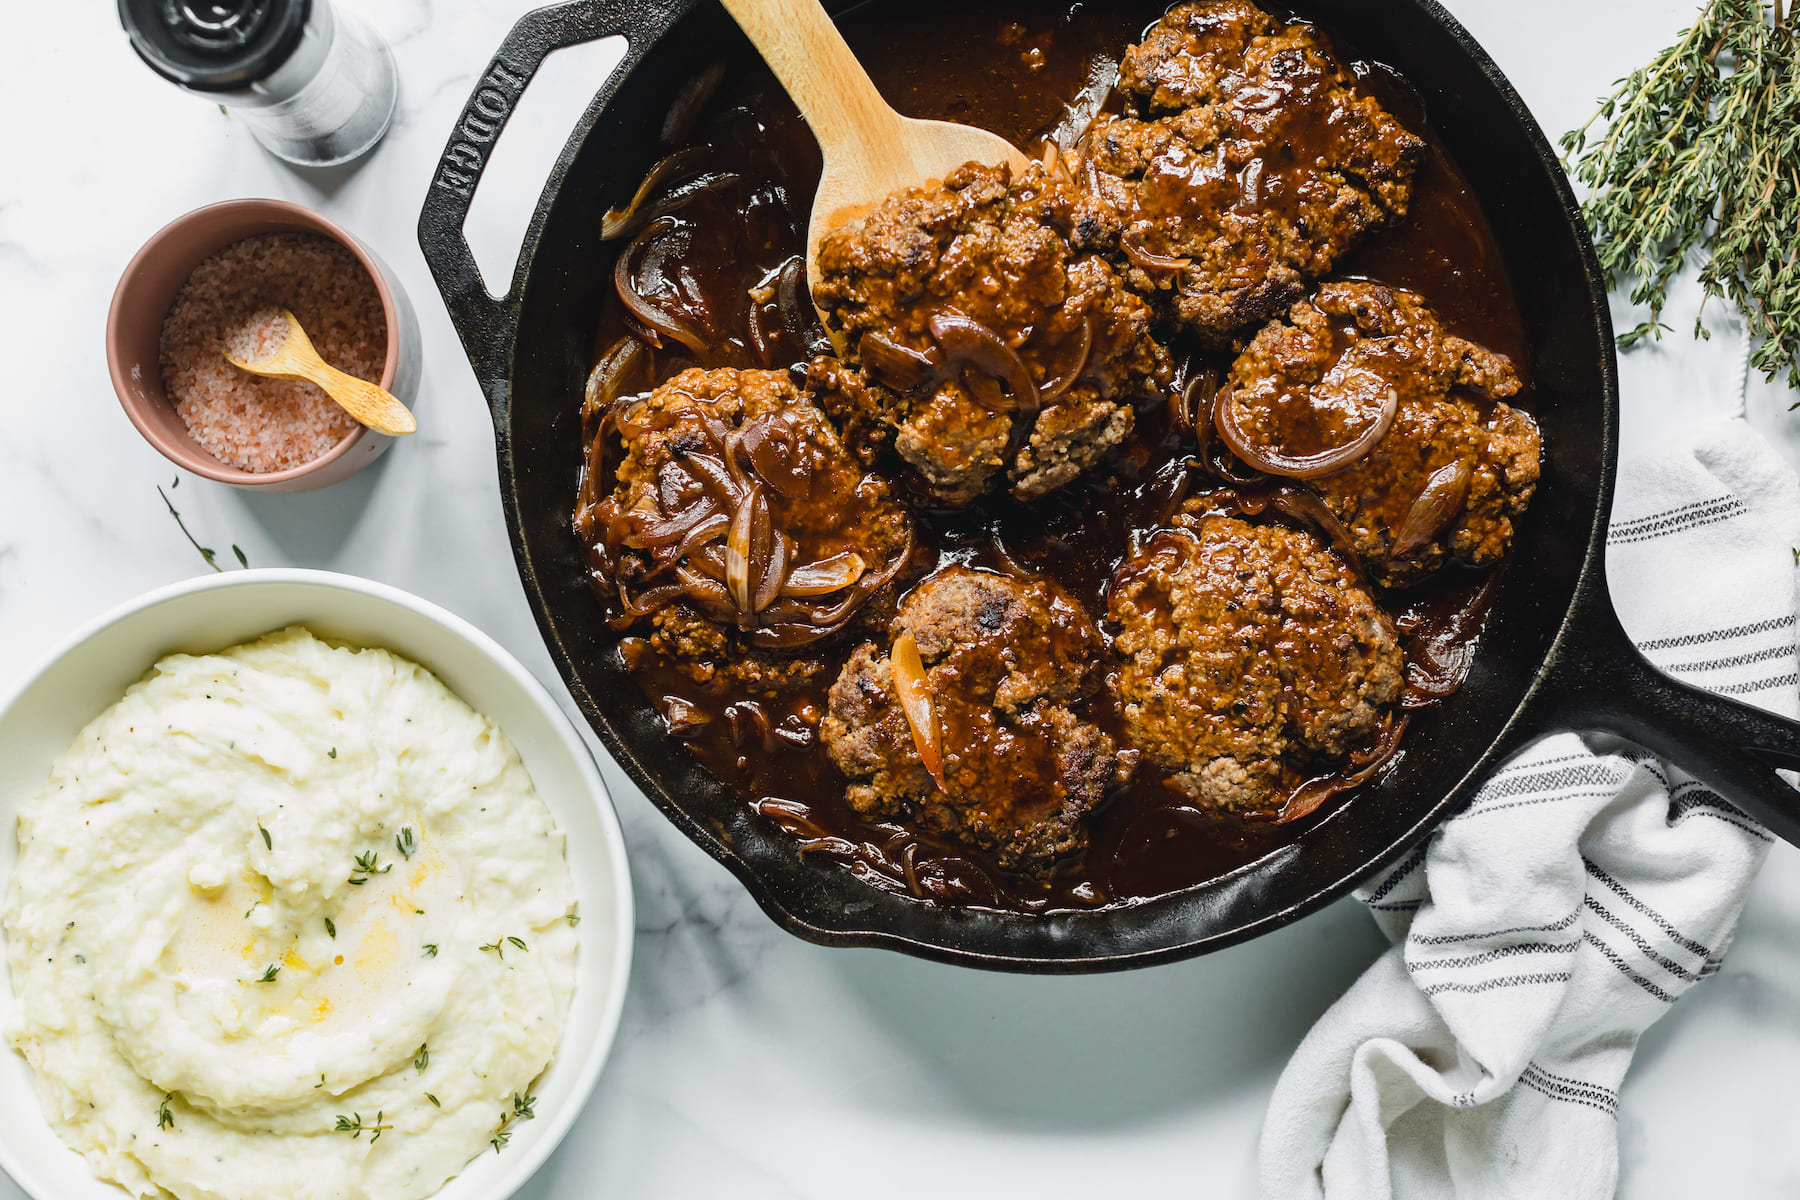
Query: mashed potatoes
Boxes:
[{"xmin": 2, "ymin": 627, "xmax": 579, "ymax": 1200}]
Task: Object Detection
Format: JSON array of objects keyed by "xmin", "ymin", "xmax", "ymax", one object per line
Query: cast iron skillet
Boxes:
[{"xmin": 419, "ymin": 0, "xmax": 1800, "ymax": 972}]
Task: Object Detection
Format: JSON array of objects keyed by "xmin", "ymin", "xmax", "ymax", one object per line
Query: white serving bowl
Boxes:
[{"xmin": 0, "ymin": 570, "xmax": 634, "ymax": 1200}]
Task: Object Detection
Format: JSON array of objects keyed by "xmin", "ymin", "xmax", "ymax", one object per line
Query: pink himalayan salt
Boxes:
[{"xmin": 158, "ymin": 232, "xmax": 386, "ymax": 473}]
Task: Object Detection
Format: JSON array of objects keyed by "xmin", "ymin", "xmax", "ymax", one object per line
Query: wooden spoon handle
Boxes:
[
  {"xmin": 265, "ymin": 358, "xmax": 417, "ymax": 438},
  {"xmin": 298, "ymin": 361, "xmax": 416, "ymax": 437},
  {"xmin": 716, "ymin": 0, "xmax": 906, "ymax": 159}
]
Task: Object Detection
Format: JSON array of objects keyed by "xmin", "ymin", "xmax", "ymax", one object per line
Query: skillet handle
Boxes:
[
  {"xmin": 1526, "ymin": 569, "xmax": 1800, "ymax": 842},
  {"xmin": 416, "ymin": 0, "xmax": 665, "ymax": 414}
]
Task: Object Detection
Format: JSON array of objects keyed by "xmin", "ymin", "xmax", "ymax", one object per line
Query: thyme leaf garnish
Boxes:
[
  {"xmin": 396, "ymin": 827, "xmax": 416, "ymax": 860},
  {"xmin": 258, "ymin": 824, "xmax": 272, "ymax": 851},
  {"xmin": 348, "ymin": 851, "xmax": 390, "ymax": 886},
  {"xmin": 257, "ymin": 964, "xmax": 280, "ymax": 983},
  {"xmin": 156, "ymin": 486, "xmax": 219, "ymax": 572},
  {"xmin": 480, "ymin": 936, "xmax": 529, "ymax": 960},
  {"xmin": 334, "ymin": 1111, "xmax": 392, "ymax": 1142},
  {"xmin": 425, "ymin": 1092, "xmax": 441, "ymax": 1108},
  {"xmin": 566, "ymin": 906, "xmax": 580, "ymax": 927},
  {"xmin": 488, "ymin": 1094, "xmax": 537, "ymax": 1153},
  {"xmin": 422, "ymin": 943, "xmax": 439, "ymax": 957},
  {"xmin": 414, "ymin": 1043, "xmax": 429, "ymax": 1072},
  {"xmin": 324, "ymin": 917, "xmax": 337, "ymax": 939},
  {"xmin": 157, "ymin": 1094, "xmax": 174, "ymax": 1130}
]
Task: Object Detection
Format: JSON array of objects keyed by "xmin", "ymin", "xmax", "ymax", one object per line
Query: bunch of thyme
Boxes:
[{"xmin": 1561, "ymin": 0, "xmax": 1800, "ymax": 393}]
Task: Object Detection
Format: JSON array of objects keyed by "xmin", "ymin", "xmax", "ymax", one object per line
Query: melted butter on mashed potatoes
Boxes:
[{"xmin": 2, "ymin": 626, "xmax": 579, "ymax": 1200}]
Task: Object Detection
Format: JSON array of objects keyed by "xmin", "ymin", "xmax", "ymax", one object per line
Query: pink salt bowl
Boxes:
[{"xmin": 107, "ymin": 199, "xmax": 421, "ymax": 492}]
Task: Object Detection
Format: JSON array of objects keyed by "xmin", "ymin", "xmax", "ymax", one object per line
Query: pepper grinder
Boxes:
[{"xmin": 119, "ymin": 0, "xmax": 398, "ymax": 167}]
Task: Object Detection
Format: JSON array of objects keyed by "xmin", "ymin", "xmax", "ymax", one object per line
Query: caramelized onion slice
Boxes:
[
  {"xmin": 754, "ymin": 529, "xmax": 789, "ymax": 614},
  {"xmin": 602, "ymin": 147, "xmax": 712, "ymax": 241},
  {"xmin": 1260, "ymin": 489, "xmax": 1367, "ymax": 577},
  {"xmin": 671, "ymin": 509, "xmax": 730, "ymax": 562},
  {"xmin": 675, "ymin": 565, "xmax": 738, "ymax": 622},
  {"xmin": 613, "ymin": 217, "xmax": 710, "ymax": 357},
  {"xmin": 1121, "ymin": 229, "xmax": 1192, "ymax": 272},
  {"xmin": 724, "ymin": 483, "xmax": 769, "ymax": 616},
  {"xmin": 861, "ymin": 331, "xmax": 942, "ymax": 392},
  {"xmin": 740, "ymin": 413, "xmax": 813, "ymax": 499},
  {"xmin": 1215, "ymin": 380, "xmax": 1398, "ymax": 480},
  {"xmin": 617, "ymin": 577, "xmax": 690, "ymax": 618},
  {"xmin": 929, "ymin": 311, "xmax": 1040, "ymax": 412},
  {"xmin": 781, "ymin": 551, "xmax": 867, "ymax": 597},
  {"xmin": 585, "ymin": 337, "xmax": 646, "ymax": 417},
  {"xmin": 662, "ymin": 62, "xmax": 726, "ymax": 146},
  {"xmin": 889, "ymin": 631, "xmax": 944, "ymax": 789},
  {"xmin": 1389, "ymin": 458, "xmax": 1474, "ymax": 560},
  {"xmin": 1277, "ymin": 712, "xmax": 1410, "ymax": 824},
  {"xmin": 1038, "ymin": 317, "xmax": 1093, "ymax": 406},
  {"xmin": 624, "ymin": 498, "xmax": 719, "ymax": 548}
]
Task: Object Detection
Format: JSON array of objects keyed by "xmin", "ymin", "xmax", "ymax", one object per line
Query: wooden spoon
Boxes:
[
  {"xmin": 225, "ymin": 309, "xmax": 416, "ymax": 437},
  {"xmin": 717, "ymin": 0, "xmax": 1031, "ymax": 309}
]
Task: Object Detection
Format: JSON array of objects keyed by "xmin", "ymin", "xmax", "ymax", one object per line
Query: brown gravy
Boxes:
[{"xmin": 581, "ymin": 0, "xmax": 1530, "ymax": 913}]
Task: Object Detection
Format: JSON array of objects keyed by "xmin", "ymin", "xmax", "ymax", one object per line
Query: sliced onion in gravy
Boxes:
[{"xmin": 889, "ymin": 631, "xmax": 945, "ymax": 789}]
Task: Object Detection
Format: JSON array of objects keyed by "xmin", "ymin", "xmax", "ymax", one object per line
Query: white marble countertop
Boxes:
[{"xmin": 6, "ymin": 1, "xmax": 1800, "ymax": 1196}]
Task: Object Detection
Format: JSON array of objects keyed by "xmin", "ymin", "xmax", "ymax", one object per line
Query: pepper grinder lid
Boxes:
[{"xmin": 118, "ymin": 0, "xmax": 313, "ymax": 93}]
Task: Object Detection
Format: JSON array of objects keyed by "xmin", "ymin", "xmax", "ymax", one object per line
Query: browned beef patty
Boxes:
[
  {"xmin": 821, "ymin": 567, "xmax": 1135, "ymax": 871},
  {"xmin": 1077, "ymin": 0, "xmax": 1423, "ymax": 340},
  {"xmin": 1107, "ymin": 515, "xmax": 1403, "ymax": 814},
  {"xmin": 811, "ymin": 161, "xmax": 1170, "ymax": 506},
  {"xmin": 594, "ymin": 366, "xmax": 914, "ymax": 691},
  {"xmin": 1222, "ymin": 282, "xmax": 1541, "ymax": 586}
]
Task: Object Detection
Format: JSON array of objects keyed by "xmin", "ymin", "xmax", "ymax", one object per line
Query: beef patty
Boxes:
[
  {"xmin": 1107, "ymin": 515, "xmax": 1403, "ymax": 814},
  {"xmin": 1221, "ymin": 281, "xmax": 1542, "ymax": 585},
  {"xmin": 821, "ymin": 567, "xmax": 1136, "ymax": 871},
  {"xmin": 586, "ymin": 366, "xmax": 914, "ymax": 691},
  {"xmin": 1076, "ymin": 0, "xmax": 1423, "ymax": 341},
  {"xmin": 810, "ymin": 160, "xmax": 1170, "ymax": 506}
]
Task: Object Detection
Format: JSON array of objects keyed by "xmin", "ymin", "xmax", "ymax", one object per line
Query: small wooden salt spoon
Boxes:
[
  {"xmin": 225, "ymin": 309, "xmax": 416, "ymax": 437},
  {"xmin": 716, "ymin": 0, "xmax": 1031, "ymax": 312}
]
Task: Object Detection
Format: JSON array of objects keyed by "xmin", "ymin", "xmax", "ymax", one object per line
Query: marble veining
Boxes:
[{"xmin": 3, "ymin": 1, "xmax": 1800, "ymax": 1197}]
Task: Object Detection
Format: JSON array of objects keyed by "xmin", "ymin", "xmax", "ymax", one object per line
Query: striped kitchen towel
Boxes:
[{"xmin": 1258, "ymin": 417, "xmax": 1800, "ymax": 1200}]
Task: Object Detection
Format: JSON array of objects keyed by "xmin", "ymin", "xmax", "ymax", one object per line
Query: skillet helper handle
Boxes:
[
  {"xmin": 416, "ymin": 0, "xmax": 657, "ymax": 413},
  {"xmin": 1531, "ymin": 581, "xmax": 1800, "ymax": 843}
]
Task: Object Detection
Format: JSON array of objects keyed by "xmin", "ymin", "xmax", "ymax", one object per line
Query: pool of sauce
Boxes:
[{"xmin": 581, "ymin": 0, "xmax": 1531, "ymax": 912}]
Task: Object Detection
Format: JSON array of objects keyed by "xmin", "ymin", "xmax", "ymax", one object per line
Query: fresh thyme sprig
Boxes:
[
  {"xmin": 257, "ymin": 964, "xmax": 280, "ymax": 983},
  {"xmin": 396, "ymin": 827, "xmax": 416, "ymax": 859},
  {"xmin": 479, "ymin": 936, "xmax": 529, "ymax": 959},
  {"xmin": 488, "ymin": 1093, "xmax": 538, "ymax": 1153},
  {"xmin": 348, "ymin": 851, "xmax": 390, "ymax": 886},
  {"xmin": 334, "ymin": 1111, "xmax": 393, "ymax": 1143},
  {"xmin": 156, "ymin": 486, "xmax": 220, "ymax": 572},
  {"xmin": 1561, "ymin": 0, "xmax": 1800, "ymax": 392}
]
